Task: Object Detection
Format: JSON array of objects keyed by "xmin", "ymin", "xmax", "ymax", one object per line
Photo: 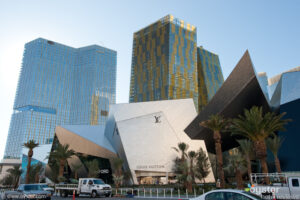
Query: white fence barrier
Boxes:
[{"xmin": 112, "ymin": 187, "xmax": 204, "ymax": 198}]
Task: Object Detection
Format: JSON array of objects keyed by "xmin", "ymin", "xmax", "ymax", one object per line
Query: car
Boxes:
[
  {"xmin": 191, "ymin": 189, "xmax": 263, "ymax": 200},
  {"xmin": 3, "ymin": 184, "xmax": 52, "ymax": 200},
  {"xmin": 38, "ymin": 184, "xmax": 54, "ymax": 195}
]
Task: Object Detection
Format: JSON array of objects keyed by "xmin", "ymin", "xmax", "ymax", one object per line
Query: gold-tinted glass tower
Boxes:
[
  {"xmin": 197, "ymin": 46, "xmax": 224, "ymax": 111},
  {"xmin": 129, "ymin": 15, "xmax": 198, "ymax": 110}
]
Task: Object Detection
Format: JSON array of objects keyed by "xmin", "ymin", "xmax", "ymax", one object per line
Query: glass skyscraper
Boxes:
[
  {"xmin": 129, "ymin": 15, "xmax": 199, "ymax": 109},
  {"xmin": 197, "ymin": 46, "xmax": 224, "ymax": 111},
  {"xmin": 4, "ymin": 38, "xmax": 116, "ymax": 159}
]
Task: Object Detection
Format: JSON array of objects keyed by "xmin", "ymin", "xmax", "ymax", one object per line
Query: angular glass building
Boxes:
[
  {"xmin": 197, "ymin": 46, "xmax": 224, "ymax": 111},
  {"xmin": 4, "ymin": 38, "xmax": 116, "ymax": 159},
  {"xmin": 129, "ymin": 15, "xmax": 199, "ymax": 109},
  {"xmin": 267, "ymin": 67, "xmax": 300, "ymax": 171}
]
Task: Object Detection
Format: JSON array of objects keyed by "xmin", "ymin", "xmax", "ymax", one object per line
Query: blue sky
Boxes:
[{"xmin": 0, "ymin": 0, "xmax": 299, "ymax": 159}]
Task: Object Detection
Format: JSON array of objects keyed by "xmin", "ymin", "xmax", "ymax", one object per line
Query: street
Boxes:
[{"xmin": 51, "ymin": 197, "xmax": 186, "ymax": 200}]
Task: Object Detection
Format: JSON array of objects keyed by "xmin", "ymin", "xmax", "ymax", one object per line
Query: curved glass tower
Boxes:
[{"xmin": 4, "ymin": 38, "xmax": 116, "ymax": 159}]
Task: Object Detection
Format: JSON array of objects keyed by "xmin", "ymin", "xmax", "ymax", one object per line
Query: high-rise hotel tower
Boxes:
[
  {"xmin": 197, "ymin": 46, "xmax": 224, "ymax": 111},
  {"xmin": 129, "ymin": 15, "xmax": 199, "ymax": 109},
  {"xmin": 4, "ymin": 38, "xmax": 116, "ymax": 159}
]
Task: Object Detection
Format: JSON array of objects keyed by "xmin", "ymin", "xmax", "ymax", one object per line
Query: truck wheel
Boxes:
[
  {"xmin": 91, "ymin": 190, "xmax": 97, "ymax": 198},
  {"xmin": 61, "ymin": 190, "xmax": 68, "ymax": 197}
]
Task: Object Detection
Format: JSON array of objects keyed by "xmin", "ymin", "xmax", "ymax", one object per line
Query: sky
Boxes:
[{"xmin": 0, "ymin": 0, "xmax": 299, "ymax": 159}]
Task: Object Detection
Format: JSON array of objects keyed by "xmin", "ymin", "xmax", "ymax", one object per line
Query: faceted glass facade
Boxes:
[
  {"xmin": 4, "ymin": 38, "xmax": 116, "ymax": 159},
  {"xmin": 197, "ymin": 47, "xmax": 224, "ymax": 111},
  {"xmin": 129, "ymin": 15, "xmax": 198, "ymax": 109}
]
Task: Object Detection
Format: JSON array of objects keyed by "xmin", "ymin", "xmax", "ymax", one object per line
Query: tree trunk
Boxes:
[
  {"xmin": 236, "ymin": 168, "xmax": 244, "ymax": 189},
  {"xmin": 260, "ymin": 157, "xmax": 269, "ymax": 184},
  {"xmin": 246, "ymin": 156, "xmax": 252, "ymax": 182},
  {"xmin": 254, "ymin": 140, "xmax": 269, "ymax": 184},
  {"xmin": 25, "ymin": 149, "xmax": 33, "ymax": 184},
  {"xmin": 190, "ymin": 159, "xmax": 195, "ymax": 183},
  {"xmin": 35, "ymin": 173, "xmax": 39, "ymax": 183},
  {"xmin": 214, "ymin": 131, "xmax": 225, "ymax": 188},
  {"xmin": 59, "ymin": 159, "xmax": 65, "ymax": 177},
  {"xmin": 187, "ymin": 181, "xmax": 193, "ymax": 193},
  {"xmin": 181, "ymin": 151, "xmax": 185, "ymax": 163},
  {"xmin": 13, "ymin": 176, "xmax": 19, "ymax": 189},
  {"xmin": 275, "ymin": 156, "xmax": 282, "ymax": 173}
]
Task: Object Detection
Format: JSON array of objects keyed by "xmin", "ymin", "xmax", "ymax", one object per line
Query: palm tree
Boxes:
[
  {"xmin": 200, "ymin": 114, "xmax": 228, "ymax": 188},
  {"xmin": 188, "ymin": 151, "xmax": 197, "ymax": 183},
  {"xmin": 232, "ymin": 106, "xmax": 290, "ymax": 184},
  {"xmin": 85, "ymin": 159, "xmax": 99, "ymax": 178},
  {"xmin": 237, "ymin": 139, "xmax": 254, "ymax": 181},
  {"xmin": 29, "ymin": 163, "xmax": 43, "ymax": 183},
  {"xmin": 23, "ymin": 140, "xmax": 39, "ymax": 184},
  {"xmin": 112, "ymin": 158, "xmax": 124, "ymax": 189},
  {"xmin": 7, "ymin": 166, "xmax": 22, "ymax": 188},
  {"xmin": 195, "ymin": 148, "xmax": 211, "ymax": 183},
  {"xmin": 72, "ymin": 163, "xmax": 83, "ymax": 180},
  {"xmin": 49, "ymin": 143, "xmax": 75, "ymax": 177},
  {"xmin": 266, "ymin": 136, "xmax": 284, "ymax": 173},
  {"xmin": 172, "ymin": 142, "xmax": 189, "ymax": 162},
  {"xmin": 224, "ymin": 153, "xmax": 246, "ymax": 189},
  {"xmin": 173, "ymin": 143, "xmax": 191, "ymax": 191}
]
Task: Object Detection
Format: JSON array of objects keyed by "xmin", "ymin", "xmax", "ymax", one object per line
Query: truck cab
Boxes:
[
  {"xmin": 79, "ymin": 178, "xmax": 112, "ymax": 197},
  {"xmin": 250, "ymin": 173, "xmax": 300, "ymax": 199},
  {"xmin": 288, "ymin": 176, "xmax": 300, "ymax": 197}
]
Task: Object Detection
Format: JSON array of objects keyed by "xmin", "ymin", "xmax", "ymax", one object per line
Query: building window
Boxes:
[{"xmin": 101, "ymin": 110, "xmax": 108, "ymax": 116}]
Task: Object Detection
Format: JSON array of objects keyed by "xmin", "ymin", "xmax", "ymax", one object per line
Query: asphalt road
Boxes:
[{"xmin": 51, "ymin": 197, "xmax": 186, "ymax": 200}]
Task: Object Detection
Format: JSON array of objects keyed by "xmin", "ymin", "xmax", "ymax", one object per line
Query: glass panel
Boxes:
[
  {"xmin": 205, "ymin": 192, "xmax": 225, "ymax": 200},
  {"xmin": 292, "ymin": 179, "xmax": 299, "ymax": 187},
  {"xmin": 225, "ymin": 192, "xmax": 252, "ymax": 200},
  {"xmin": 93, "ymin": 179, "xmax": 104, "ymax": 184},
  {"xmin": 24, "ymin": 185, "xmax": 43, "ymax": 191}
]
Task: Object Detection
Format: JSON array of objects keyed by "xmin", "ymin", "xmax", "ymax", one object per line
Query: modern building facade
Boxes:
[
  {"xmin": 129, "ymin": 15, "xmax": 199, "ymax": 110},
  {"xmin": 104, "ymin": 99, "xmax": 214, "ymax": 184},
  {"xmin": 197, "ymin": 46, "xmax": 224, "ymax": 111},
  {"xmin": 185, "ymin": 50, "xmax": 300, "ymax": 172},
  {"xmin": 266, "ymin": 67, "xmax": 300, "ymax": 171},
  {"xmin": 4, "ymin": 38, "xmax": 116, "ymax": 159},
  {"xmin": 185, "ymin": 51, "xmax": 270, "ymax": 152}
]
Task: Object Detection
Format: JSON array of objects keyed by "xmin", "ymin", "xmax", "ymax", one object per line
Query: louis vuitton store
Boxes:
[{"xmin": 103, "ymin": 99, "xmax": 215, "ymax": 184}]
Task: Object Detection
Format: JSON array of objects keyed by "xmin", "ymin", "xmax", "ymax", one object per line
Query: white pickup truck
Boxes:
[
  {"xmin": 55, "ymin": 178, "xmax": 112, "ymax": 198},
  {"xmin": 249, "ymin": 173, "xmax": 300, "ymax": 199}
]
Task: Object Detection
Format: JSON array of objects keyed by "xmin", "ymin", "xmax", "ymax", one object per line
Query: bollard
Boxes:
[
  {"xmin": 178, "ymin": 189, "xmax": 180, "ymax": 198},
  {"xmin": 194, "ymin": 188, "xmax": 196, "ymax": 197},
  {"xmin": 144, "ymin": 188, "xmax": 145, "ymax": 197},
  {"xmin": 157, "ymin": 188, "xmax": 158, "ymax": 198},
  {"xmin": 116, "ymin": 188, "xmax": 118, "ymax": 195},
  {"xmin": 138, "ymin": 188, "xmax": 139, "ymax": 197},
  {"xmin": 164, "ymin": 189, "xmax": 165, "ymax": 198},
  {"xmin": 72, "ymin": 190, "xmax": 75, "ymax": 200},
  {"xmin": 186, "ymin": 189, "xmax": 188, "ymax": 199}
]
